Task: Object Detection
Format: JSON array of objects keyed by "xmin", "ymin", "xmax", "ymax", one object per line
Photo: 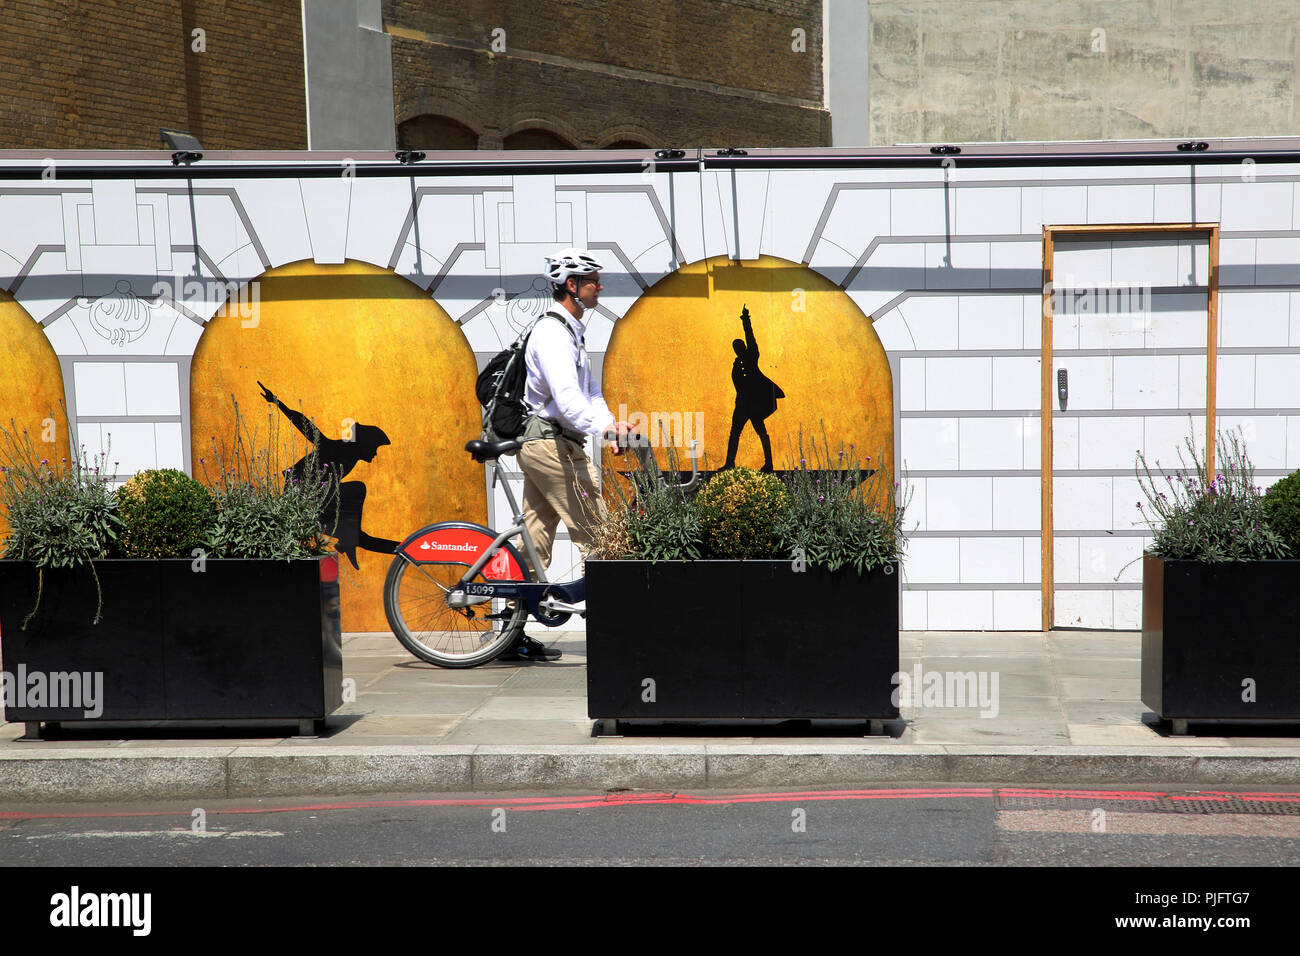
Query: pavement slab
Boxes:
[{"xmin": 3, "ymin": 629, "xmax": 1300, "ymax": 800}]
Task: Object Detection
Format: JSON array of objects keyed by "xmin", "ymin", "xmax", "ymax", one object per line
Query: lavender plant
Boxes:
[
  {"xmin": 1135, "ymin": 428, "xmax": 1287, "ymax": 562},
  {"xmin": 590, "ymin": 425, "xmax": 909, "ymax": 572},
  {"xmin": 198, "ymin": 398, "xmax": 337, "ymax": 560},
  {"xmin": 592, "ymin": 441, "xmax": 702, "ymax": 562},
  {"xmin": 0, "ymin": 422, "xmax": 121, "ymax": 625},
  {"xmin": 777, "ymin": 428, "xmax": 909, "ymax": 573}
]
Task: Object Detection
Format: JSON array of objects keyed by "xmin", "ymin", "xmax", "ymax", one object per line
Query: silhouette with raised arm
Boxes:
[
  {"xmin": 258, "ymin": 381, "xmax": 399, "ymax": 570},
  {"xmin": 723, "ymin": 305, "xmax": 785, "ymax": 472}
]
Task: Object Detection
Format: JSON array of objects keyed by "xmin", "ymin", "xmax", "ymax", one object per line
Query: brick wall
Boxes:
[
  {"xmin": 0, "ymin": 0, "xmax": 306, "ymax": 150},
  {"xmin": 383, "ymin": 0, "xmax": 830, "ymax": 148}
]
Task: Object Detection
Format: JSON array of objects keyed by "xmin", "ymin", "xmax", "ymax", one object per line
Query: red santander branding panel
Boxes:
[{"xmin": 403, "ymin": 527, "xmax": 525, "ymax": 580}]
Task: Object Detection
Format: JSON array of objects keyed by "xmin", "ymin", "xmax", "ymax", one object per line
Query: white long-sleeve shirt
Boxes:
[{"xmin": 523, "ymin": 309, "xmax": 616, "ymax": 438}]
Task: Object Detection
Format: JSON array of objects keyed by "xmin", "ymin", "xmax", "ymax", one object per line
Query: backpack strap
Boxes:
[{"xmin": 539, "ymin": 309, "xmax": 580, "ymax": 347}]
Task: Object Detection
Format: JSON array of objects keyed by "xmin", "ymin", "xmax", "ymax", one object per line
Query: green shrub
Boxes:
[
  {"xmin": 694, "ymin": 467, "xmax": 788, "ymax": 559},
  {"xmin": 115, "ymin": 468, "xmax": 215, "ymax": 558},
  {"xmin": 1262, "ymin": 470, "xmax": 1300, "ymax": 554}
]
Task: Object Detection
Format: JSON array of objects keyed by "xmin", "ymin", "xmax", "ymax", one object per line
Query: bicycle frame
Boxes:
[
  {"xmin": 388, "ymin": 457, "xmax": 584, "ymax": 626},
  {"xmin": 392, "ymin": 437, "xmax": 699, "ymax": 628}
]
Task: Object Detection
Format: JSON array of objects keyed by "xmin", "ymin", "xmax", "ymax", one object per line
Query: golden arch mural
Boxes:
[
  {"xmin": 604, "ymin": 255, "xmax": 894, "ymax": 482},
  {"xmin": 191, "ymin": 260, "xmax": 484, "ymax": 632},
  {"xmin": 0, "ymin": 292, "xmax": 71, "ymax": 538}
]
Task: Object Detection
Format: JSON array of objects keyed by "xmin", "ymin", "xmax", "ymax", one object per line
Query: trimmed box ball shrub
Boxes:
[
  {"xmin": 694, "ymin": 467, "xmax": 788, "ymax": 559},
  {"xmin": 115, "ymin": 468, "xmax": 216, "ymax": 559},
  {"xmin": 1263, "ymin": 469, "xmax": 1300, "ymax": 556}
]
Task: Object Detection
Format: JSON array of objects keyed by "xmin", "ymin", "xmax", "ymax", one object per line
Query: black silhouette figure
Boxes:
[
  {"xmin": 723, "ymin": 305, "xmax": 785, "ymax": 472},
  {"xmin": 259, "ymin": 381, "xmax": 399, "ymax": 570}
]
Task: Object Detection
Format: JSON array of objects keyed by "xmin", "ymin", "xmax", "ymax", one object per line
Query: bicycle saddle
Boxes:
[{"xmin": 464, "ymin": 438, "xmax": 522, "ymax": 462}]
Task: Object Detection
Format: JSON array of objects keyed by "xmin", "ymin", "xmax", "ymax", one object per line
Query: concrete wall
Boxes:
[
  {"xmin": 826, "ymin": 0, "xmax": 872, "ymax": 146},
  {"xmin": 304, "ymin": 0, "xmax": 397, "ymax": 150},
  {"xmin": 866, "ymin": 0, "xmax": 1300, "ymax": 145}
]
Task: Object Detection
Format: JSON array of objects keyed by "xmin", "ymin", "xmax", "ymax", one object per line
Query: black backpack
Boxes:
[{"xmin": 476, "ymin": 313, "xmax": 574, "ymax": 441}]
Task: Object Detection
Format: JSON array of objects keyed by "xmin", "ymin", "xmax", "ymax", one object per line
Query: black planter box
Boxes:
[
  {"xmin": 586, "ymin": 559, "xmax": 899, "ymax": 723},
  {"xmin": 0, "ymin": 557, "xmax": 343, "ymax": 734},
  {"xmin": 1142, "ymin": 553, "xmax": 1300, "ymax": 727}
]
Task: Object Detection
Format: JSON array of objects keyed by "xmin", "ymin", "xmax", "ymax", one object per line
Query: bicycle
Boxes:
[{"xmin": 383, "ymin": 434, "xmax": 699, "ymax": 667}]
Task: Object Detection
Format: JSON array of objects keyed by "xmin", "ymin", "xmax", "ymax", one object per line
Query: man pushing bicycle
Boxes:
[{"xmin": 498, "ymin": 248, "xmax": 633, "ymax": 662}]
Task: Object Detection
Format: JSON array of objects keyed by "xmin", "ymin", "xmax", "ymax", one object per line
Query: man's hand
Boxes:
[{"xmin": 605, "ymin": 421, "xmax": 634, "ymax": 455}]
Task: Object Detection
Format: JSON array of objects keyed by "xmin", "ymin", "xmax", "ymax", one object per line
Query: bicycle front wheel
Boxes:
[{"xmin": 384, "ymin": 554, "xmax": 526, "ymax": 668}]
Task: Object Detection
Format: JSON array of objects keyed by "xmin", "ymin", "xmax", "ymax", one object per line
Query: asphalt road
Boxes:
[{"xmin": 3, "ymin": 784, "xmax": 1299, "ymax": 867}]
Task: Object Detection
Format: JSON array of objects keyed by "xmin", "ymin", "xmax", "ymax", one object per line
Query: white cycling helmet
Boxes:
[{"xmin": 544, "ymin": 248, "xmax": 604, "ymax": 288}]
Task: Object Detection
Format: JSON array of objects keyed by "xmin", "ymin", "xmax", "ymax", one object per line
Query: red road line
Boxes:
[
  {"xmin": 3, "ymin": 787, "xmax": 1299, "ymax": 821},
  {"xmin": 0, "ymin": 789, "xmax": 992, "ymax": 820}
]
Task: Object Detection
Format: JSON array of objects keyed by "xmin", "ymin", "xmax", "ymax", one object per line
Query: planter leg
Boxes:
[
  {"xmin": 867, "ymin": 720, "xmax": 885, "ymax": 737},
  {"xmin": 296, "ymin": 719, "xmax": 318, "ymax": 738},
  {"xmin": 593, "ymin": 719, "xmax": 621, "ymax": 737},
  {"xmin": 1171, "ymin": 718, "xmax": 1190, "ymax": 736},
  {"xmin": 23, "ymin": 721, "xmax": 42, "ymax": 740}
]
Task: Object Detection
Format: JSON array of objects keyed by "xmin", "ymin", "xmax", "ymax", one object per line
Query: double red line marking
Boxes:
[{"xmin": 3, "ymin": 787, "xmax": 1298, "ymax": 820}]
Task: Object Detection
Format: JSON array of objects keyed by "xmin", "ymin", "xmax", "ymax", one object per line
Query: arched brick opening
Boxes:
[
  {"xmin": 503, "ymin": 127, "xmax": 575, "ymax": 150},
  {"xmin": 397, "ymin": 114, "xmax": 479, "ymax": 150}
]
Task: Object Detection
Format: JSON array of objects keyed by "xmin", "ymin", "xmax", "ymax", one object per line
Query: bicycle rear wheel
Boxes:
[{"xmin": 384, "ymin": 554, "xmax": 527, "ymax": 667}]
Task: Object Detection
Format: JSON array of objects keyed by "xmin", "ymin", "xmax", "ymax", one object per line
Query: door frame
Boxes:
[{"xmin": 1040, "ymin": 223, "xmax": 1221, "ymax": 631}]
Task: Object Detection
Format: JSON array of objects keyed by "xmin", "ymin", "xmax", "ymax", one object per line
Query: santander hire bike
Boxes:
[{"xmin": 383, "ymin": 435, "xmax": 698, "ymax": 667}]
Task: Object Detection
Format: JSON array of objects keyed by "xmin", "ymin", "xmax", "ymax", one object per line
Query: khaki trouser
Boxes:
[{"xmin": 517, "ymin": 433, "xmax": 606, "ymax": 574}]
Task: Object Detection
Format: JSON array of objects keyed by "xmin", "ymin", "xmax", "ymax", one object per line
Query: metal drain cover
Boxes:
[{"xmin": 996, "ymin": 788, "xmax": 1300, "ymax": 815}]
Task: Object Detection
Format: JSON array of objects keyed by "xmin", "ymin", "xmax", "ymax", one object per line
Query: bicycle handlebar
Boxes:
[{"xmin": 626, "ymin": 433, "xmax": 700, "ymax": 492}]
